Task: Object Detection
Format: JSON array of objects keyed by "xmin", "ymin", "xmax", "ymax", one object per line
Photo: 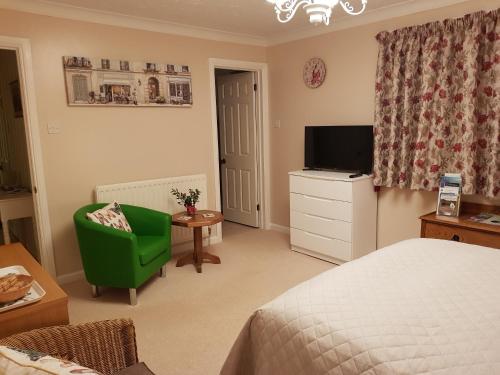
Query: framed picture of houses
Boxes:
[{"xmin": 62, "ymin": 56, "xmax": 193, "ymax": 107}]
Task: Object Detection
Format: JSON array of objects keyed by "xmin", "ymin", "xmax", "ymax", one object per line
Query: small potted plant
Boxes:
[{"xmin": 171, "ymin": 188, "xmax": 201, "ymax": 215}]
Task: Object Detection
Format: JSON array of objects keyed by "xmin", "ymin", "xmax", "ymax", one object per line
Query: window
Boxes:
[
  {"xmin": 181, "ymin": 83, "xmax": 191, "ymax": 101},
  {"xmin": 169, "ymin": 81, "xmax": 192, "ymax": 103},
  {"xmin": 72, "ymin": 75, "xmax": 89, "ymax": 102},
  {"xmin": 169, "ymin": 83, "xmax": 176, "ymax": 96},
  {"xmin": 65, "ymin": 57, "xmax": 91, "ymax": 68},
  {"xmin": 120, "ymin": 60, "xmax": 130, "ymax": 71},
  {"xmin": 101, "ymin": 59, "xmax": 110, "ymax": 69}
]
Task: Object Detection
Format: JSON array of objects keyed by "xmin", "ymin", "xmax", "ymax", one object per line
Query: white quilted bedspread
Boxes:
[{"xmin": 221, "ymin": 239, "xmax": 500, "ymax": 375}]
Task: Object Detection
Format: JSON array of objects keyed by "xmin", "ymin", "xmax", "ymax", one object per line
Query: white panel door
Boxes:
[{"xmin": 217, "ymin": 72, "xmax": 259, "ymax": 227}]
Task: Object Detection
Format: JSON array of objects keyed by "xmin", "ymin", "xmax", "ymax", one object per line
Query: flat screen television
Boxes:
[{"xmin": 304, "ymin": 125, "xmax": 374, "ymax": 174}]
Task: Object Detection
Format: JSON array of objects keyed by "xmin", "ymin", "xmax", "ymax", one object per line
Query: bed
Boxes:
[{"xmin": 221, "ymin": 239, "xmax": 500, "ymax": 375}]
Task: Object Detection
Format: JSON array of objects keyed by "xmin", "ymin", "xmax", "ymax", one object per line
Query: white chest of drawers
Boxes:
[{"xmin": 289, "ymin": 170, "xmax": 377, "ymax": 264}]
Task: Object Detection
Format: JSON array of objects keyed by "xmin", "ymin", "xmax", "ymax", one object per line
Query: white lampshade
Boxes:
[{"xmin": 265, "ymin": 0, "xmax": 367, "ymax": 26}]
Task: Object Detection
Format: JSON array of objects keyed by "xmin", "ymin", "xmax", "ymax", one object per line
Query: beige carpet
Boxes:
[{"xmin": 63, "ymin": 222, "xmax": 333, "ymax": 375}]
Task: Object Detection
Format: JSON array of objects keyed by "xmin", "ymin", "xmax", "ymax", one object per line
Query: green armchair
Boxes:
[{"xmin": 73, "ymin": 203, "xmax": 172, "ymax": 305}]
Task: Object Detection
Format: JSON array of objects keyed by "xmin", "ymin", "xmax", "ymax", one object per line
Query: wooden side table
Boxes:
[
  {"xmin": 420, "ymin": 202, "xmax": 500, "ymax": 249},
  {"xmin": 0, "ymin": 243, "xmax": 69, "ymax": 338},
  {"xmin": 172, "ymin": 210, "xmax": 223, "ymax": 273}
]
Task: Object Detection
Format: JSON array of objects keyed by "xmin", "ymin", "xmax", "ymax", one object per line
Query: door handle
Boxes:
[{"xmin": 220, "ymin": 158, "xmax": 226, "ymax": 165}]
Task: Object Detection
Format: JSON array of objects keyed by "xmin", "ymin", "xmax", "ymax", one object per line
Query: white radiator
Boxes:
[{"xmin": 95, "ymin": 174, "xmax": 208, "ymax": 245}]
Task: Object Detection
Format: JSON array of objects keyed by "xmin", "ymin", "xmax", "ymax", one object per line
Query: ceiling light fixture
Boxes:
[{"xmin": 266, "ymin": 0, "xmax": 367, "ymax": 26}]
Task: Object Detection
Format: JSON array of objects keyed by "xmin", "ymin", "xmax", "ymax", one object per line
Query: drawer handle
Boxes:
[
  {"xmin": 304, "ymin": 213, "xmax": 332, "ymax": 222},
  {"xmin": 303, "ymin": 195, "xmax": 329, "ymax": 202},
  {"xmin": 304, "ymin": 231, "xmax": 331, "ymax": 241},
  {"xmin": 451, "ymin": 234, "xmax": 460, "ymax": 242}
]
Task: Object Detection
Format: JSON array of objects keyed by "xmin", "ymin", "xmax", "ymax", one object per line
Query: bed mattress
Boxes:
[{"xmin": 221, "ymin": 239, "xmax": 500, "ymax": 375}]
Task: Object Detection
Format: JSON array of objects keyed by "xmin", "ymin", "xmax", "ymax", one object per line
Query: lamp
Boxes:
[{"xmin": 266, "ymin": 0, "xmax": 367, "ymax": 26}]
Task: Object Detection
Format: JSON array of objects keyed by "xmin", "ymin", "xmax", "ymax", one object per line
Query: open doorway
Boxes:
[
  {"xmin": 215, "ymin": 68, "xmax": 260, "ymax": 228},
  {"xmin": 0, "ymin": 36, "xmax": 55, "ymax": 277},
  {"xmin": 209, "ymin": 59, "xmax": 271, "ymax": 241},
  {"xmin": 0, "ymin": 49, "xmax": 38, "ymax": 259}
]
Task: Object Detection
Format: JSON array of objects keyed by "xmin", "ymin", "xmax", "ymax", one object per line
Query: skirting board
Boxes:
[
  {"xmin": 57, "ymin": 269, "xmax": 85, "ymax": 285},
  {"xmin": 57, "ymin": 235, "xmax": 220, "ymax": 285},
  {"xmin": 291, "ymin": 245, "xmax": 344, "ymax": 266},
  {"xmin": 269, "ymin": 223, "xmax": 290, "ymax": 234}
]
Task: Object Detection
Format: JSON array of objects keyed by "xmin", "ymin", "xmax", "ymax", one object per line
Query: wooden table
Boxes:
[
  {"xmin": 172, "ymin": 210, "xmax": 223, "ymax": 273},
  {"xmin": 420, "ymin": 202, "xmax": 500, "ymax": 249},
  {"xmin": 0, "ymin": 243, "xmax": 69, "ymax": 338}
]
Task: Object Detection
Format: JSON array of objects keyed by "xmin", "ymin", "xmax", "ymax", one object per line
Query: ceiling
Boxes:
[
  {"xmin": 0, "ymin": 0, "xmax": 473, "ymax": 45},
  {"xmin": 36, "ymin": 0, "xmax": 411, "ymax": 37}
]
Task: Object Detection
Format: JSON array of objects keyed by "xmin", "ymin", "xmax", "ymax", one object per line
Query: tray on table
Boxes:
[{"xmin": 0, "ymin": 265, "xmax": 46, "ymax": 313}]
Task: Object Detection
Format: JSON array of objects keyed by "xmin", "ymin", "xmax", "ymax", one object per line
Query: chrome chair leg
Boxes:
[
  {"xmin": 160, "ymin": 264, "xmax": 167, "ymax": 278},
  {"xmin": 91, "ymin": 285, "xmax": 100, "ymax": 298},
  {"xmin": 129, "ymin": 288, "xmax": 137, "ymax": 306}
]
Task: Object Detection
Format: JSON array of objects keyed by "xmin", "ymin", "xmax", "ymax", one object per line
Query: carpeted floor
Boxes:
[{"xmin": 63, "ymin": 222, "xmax": 333, "ymax": 375}]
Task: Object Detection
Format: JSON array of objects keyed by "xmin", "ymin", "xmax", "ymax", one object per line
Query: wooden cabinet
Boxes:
[
  {"xmin": 289, "ymin": 170, "xmax": 377, "ymax": 264},
  {"xmin": 420, "ymin": 203, "xmax": 500, "ymax": 249}
]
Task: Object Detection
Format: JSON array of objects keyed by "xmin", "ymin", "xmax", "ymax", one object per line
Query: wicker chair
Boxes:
[{"xmin": 0, "ymin": 319, "xmax": 138, "ymax": 375}]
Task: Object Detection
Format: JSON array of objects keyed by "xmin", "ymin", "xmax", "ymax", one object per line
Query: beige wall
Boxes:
[
  {"xmin": 0, "ymin": 9, "xmax": 266, "ymax": 276},
  {"xmin": 268, "ymin": 0, "xmax": 500, "ymax": 248}
]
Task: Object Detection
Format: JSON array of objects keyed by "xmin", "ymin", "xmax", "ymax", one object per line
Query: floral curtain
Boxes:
[{"xmin": 373, "ymin": 10, "xmax": 499, "ymax": 198}]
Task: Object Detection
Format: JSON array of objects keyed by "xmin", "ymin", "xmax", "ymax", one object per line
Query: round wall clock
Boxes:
[{"xmin": 303, "ymin": 58, "xmax": 326, "ymax": 89}]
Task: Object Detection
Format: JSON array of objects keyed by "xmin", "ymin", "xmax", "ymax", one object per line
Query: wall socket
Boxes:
[
  {"xmin": 47, "ymin": 123, "xmax": 61, "ymax": 134},
  {"xmin": 273, "ymin": 120, "xmax": 281, "ymax": 129}
]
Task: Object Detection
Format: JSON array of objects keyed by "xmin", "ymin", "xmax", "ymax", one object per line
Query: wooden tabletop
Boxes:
[
  {"xmin": 420, "ymin": 202, "xmax": 500, "ymax": 235},
  {"xmin": 420, "ymin": 212, "xmax": 500, "ymax": 235},
  {"xmin": 0, "ymin": 243, "xmax": 68, "ymax": 336},
  {"xmin": 172, "ymin": 210, "xmax": 223, "ymax": 228}
]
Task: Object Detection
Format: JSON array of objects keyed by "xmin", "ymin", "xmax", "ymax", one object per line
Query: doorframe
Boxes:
[
  {"xmin": 0, "ymin": 36, "xmax": 56, "ymax": 276},
  {"xmin": 208, "ymin": 58, "xmax": 271, "ymax": 233}
]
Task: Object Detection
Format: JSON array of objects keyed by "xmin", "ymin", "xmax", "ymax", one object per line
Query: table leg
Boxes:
[
  {"xmin": 194, "ymin": 227, "xmax": 203, "ymax": 273},
  {"xmin": 2, "ymin": 220, "xmax": 10, "ymax": 244},
  {"xmin": 175, "ymin": 226, "xmax": 221, "ymax": 272},
  {"xmin": 175, "ymin": 228, "xmax": 202, "ymax": 270}
]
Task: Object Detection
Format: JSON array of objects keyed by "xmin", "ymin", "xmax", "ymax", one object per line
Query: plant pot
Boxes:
[{"xmin": 186, "ymin": 205, "xmax": 197, "ymax": 216}]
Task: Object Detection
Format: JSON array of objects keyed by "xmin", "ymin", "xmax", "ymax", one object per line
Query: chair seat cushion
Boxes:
[
  {"xmin": 137, "ymin": 236, "xmax": 167, "ymax": 266},
  {"xmin": 113, "ymin": 362, "xmax": 156, "ymax": 375}
]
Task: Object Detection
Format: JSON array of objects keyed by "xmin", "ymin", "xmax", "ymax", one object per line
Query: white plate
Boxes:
[{"xmin": 0, "ymin": 265, "xmax": 46, "ymax": 313}]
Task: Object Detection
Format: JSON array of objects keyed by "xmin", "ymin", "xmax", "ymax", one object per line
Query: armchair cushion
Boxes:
[
  {"xmin": 87, "ymin": 201, "xmax": 132, "ymax": 232},
  {"xmin": 137, "ymin": 236, "xmax": 168, "ymax": 266},
  {"xmin": 0, "ymin": 346, "xmax": 100, "ymax": 374}
]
